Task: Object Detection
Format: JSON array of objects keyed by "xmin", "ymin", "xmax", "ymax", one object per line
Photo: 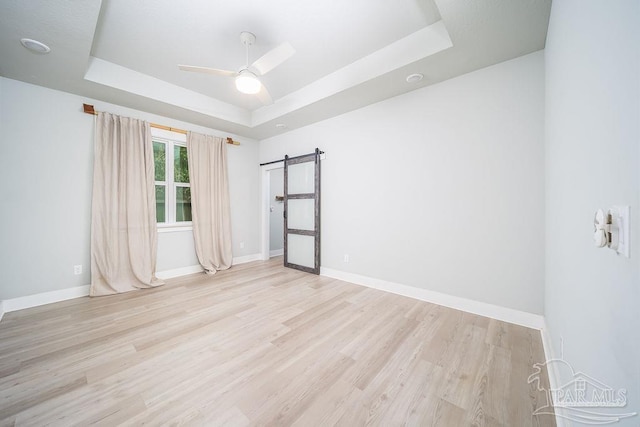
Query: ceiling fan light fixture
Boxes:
[{"xmin": 235, "ymin": 70, "xmax": 261, "ymax": 94}]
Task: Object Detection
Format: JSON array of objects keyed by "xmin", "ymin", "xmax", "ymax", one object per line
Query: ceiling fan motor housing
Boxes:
[{"xmin": 240, "ymin": 31, "xmax": 256, "ymax": 47}]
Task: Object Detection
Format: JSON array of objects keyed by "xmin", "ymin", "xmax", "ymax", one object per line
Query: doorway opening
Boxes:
[
  {"xmin": 260, "ymin": 163, "xmax": 284, "ymax": 261},
  {"xmin": 268, "ymin": 168, "xmax": 284, "ymax": 257}
]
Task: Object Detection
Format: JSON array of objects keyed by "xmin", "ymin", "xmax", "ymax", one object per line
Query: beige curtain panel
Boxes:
[
  {"xmin": 90, "ymin": 112, "xmax": 164, "ymax": 296},
  {"xmin": 187, "ymin": 132, "xmax": 233, "ymax": 274}
]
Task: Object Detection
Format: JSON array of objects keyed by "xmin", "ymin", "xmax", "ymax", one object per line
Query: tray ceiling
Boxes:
[{"xmin": 0, "ymin": 0, "xmax": 551, "ymax": 139}]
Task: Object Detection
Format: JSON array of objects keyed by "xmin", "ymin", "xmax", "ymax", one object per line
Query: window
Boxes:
[{"xmin": 153, "ymin": 137, "xmax": 191, "ymax": 225}]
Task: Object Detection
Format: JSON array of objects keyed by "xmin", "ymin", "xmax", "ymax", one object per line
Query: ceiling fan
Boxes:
[{"xmin": 178, "ymin": 32, "xmax": 295, "ymax": 105}]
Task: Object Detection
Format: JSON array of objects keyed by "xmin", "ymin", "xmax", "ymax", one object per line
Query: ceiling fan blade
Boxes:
[
  {"xmin": 178, "ymin": 65, "xmax": 236, "ymax": 77},
  {"xmin": 251, "ymin": 42, "xmax": 295, "ymax": 76},
  {"xmin": 256, "ymin": 85, "xmax": 273, "ymax": 105}
]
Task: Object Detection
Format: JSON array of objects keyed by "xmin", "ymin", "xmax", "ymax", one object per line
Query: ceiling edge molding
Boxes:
[
  {"xmin": 84, "ymin": 57, "xmax": 252, "ymax": 126},
  {"xmin": 250, "ymin": 20, "xmax": 452, "ymax": 126},
  {"xmin": 82, "ymin": 21, "xmax": 451, "ymax": 131}
]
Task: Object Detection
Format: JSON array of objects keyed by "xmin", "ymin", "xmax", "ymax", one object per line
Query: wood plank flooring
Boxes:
[{"xmin": 0, "ymin": 258, "xmax": 555, "ymax": 426}]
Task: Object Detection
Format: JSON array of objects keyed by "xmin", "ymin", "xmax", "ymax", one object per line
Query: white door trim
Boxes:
[{"xmin": 260, "ymin": 162, "xmax": 284, "ymax": 261}]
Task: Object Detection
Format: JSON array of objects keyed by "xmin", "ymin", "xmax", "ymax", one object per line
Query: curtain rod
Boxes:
[{"xmin": 82, "ymin": 103, "xmax": 240, "ymax": 146}]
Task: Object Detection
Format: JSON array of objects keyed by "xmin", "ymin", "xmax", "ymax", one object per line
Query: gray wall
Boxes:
[
  {"xmin": 0, "ymin": 77, "xmax": 260, "ymax": 300},
  {"xmin": 260, "ymin": 51, "xmax": 545, "ymax": 315},
  {"xmin": 545, "ymin": 0, "xmax": 640, "ymax": 422}
]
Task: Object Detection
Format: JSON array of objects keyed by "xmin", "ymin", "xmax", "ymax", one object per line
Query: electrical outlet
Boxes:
[
  {"xmin": 343, "ymin": 254, "xmax": 349, "ymax": 263},
  {"xmin": 240, "ymin": 241, "xmax": 245, "ymax": 249},
  {"xmin": 73, "ymin": 265, "xmax": 82, "ymax": 275}
]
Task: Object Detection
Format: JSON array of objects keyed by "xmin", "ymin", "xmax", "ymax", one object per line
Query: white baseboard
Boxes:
[
  {"xmin": 2, "ymin": 285, "xmax": 91, "ymax": 314},
  {"xmin": 320, "ymin": 267, "xmax": 545, "ymax": 330},
  {"xmin": 540, "ymin": 320, "xmax": 565, "ymax": 427},
  {"xmin": 156, "ymin": 265, "xmax": 204, "ymax": 279},
  {"xmin": 0, "ymin": 258, "xmax": 261, "ymax": 319},
  {"xmin": 232, "ymin": 253, "xmax": 262, "ymax": 265},
  {"xmin": 1, "ymin": 258, "xmax": 544, "ymax": 332},
  {"xmin": 269, "ymin": 249, "xmax": 284, "ymax": 257},
  {"xmin": 540, "ymin": 320, "xmax": 557, "ymax": 376},
  {"xmin": 156, "ymin": 255, "xmax": 262, "ymax": 279}
]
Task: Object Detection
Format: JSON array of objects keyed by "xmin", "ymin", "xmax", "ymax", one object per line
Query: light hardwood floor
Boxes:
[{"xmin": 0, "ymin": 258, "xmax": 555, "ymax": 426}]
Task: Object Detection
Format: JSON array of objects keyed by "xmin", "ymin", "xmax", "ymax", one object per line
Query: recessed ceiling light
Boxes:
[
  {"xmin": 275, "ymin": 123, "xmax": 287, "ymax": 129},
  {"xmin": 20, "ymin": 38, "xmax": 51, "ymax": 54},
  {"xmin": 406, "ymin": 73, "xmax": 423, "ymax": 83}
]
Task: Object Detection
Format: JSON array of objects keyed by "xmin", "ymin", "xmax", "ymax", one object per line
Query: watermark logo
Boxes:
[{"xmin": 528, "ymin": 358, "xmax": 637, "ymax": 425}]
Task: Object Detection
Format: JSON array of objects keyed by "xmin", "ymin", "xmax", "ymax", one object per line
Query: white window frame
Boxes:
[{"xmin": 152, "ymin": 128, "xmax": 192, "ymax": 232}]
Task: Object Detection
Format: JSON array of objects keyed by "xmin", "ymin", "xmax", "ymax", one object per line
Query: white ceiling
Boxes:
[{"xmin": 0, "ymin": 0, "xmax": 551, "ymax": 140}]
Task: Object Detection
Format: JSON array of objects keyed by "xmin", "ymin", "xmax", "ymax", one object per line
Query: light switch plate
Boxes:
[{"xmin": 612, "ymin": 205, "xmax": 630, "ymax": 258}]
